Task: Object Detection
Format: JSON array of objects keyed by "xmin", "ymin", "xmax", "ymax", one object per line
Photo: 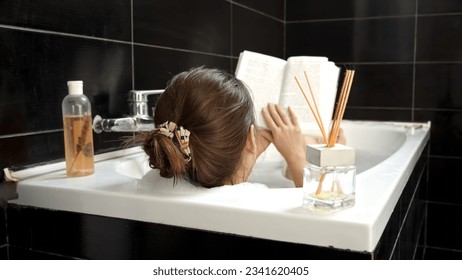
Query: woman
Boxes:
[{"xmin": 138, "ymin": 67, "xmax": 306, "ymax": 188}]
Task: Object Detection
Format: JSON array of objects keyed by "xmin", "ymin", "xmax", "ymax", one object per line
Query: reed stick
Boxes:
[
  {"xmin": 328, "ymin": 71, "xmax": 349, "ymax": 146},
  {"xmin": 303, "ymin": 70, "xmax": 327, "ymax": 140},
  {"xmin": 294, "ymin": 76, "xmax": 329, "ymax": 144},
  {"xmin": 328, "ymin": 70, "xmax": 349, "ymax": 146},
  {"xmin": 316, "ymin": 173, "xmax": 327, "ymax": 195},
  {"xmin": 329, "ymin": 70, "xmax": 355, "ymax": 147}
]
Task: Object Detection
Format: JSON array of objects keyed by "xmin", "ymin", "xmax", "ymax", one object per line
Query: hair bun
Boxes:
[{"xmin": 142, "ymin": 129, "xmax": 187, "ymax": 181}]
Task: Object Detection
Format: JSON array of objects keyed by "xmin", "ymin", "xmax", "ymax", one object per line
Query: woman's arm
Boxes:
[{"xmin": 261, "ymin": 103, "xmax": 306, "ymax": 187}]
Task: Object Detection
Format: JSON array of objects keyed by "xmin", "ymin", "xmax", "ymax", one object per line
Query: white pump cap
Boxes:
[{"xmin": 67, "ymin": 81, "xmax": 83, "ymax": 96}]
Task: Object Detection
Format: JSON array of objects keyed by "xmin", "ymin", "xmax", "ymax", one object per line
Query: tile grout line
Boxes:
[
  {"xmin": 226, "ymin": 0, "xmax": 284, "ymax": 23},
  {"xmin": 286, "ymin": 11, "xmax": 462, "ymax": 24},
  {"xmin": 0, "ymin": 129, "xmax": 64, "ymax": 139},
  {"xmin": 0, "ymin": 24, "xmax": 237, "ymax": 60}
]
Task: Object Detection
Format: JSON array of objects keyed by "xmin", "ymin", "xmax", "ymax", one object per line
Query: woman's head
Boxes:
[{"xmin": 141, "ymin": 67, "xmax": 256, "ymax": 188}]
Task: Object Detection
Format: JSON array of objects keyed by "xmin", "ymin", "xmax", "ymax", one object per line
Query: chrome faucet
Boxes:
[{"xmin": 93, "ymin": 89, "xmax": 164, "ymax": 133}]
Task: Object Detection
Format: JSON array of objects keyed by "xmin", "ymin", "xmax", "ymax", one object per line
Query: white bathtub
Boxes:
[{"xmin": 10, "ymin": 120, "xmax": 430, "ymax": 252}]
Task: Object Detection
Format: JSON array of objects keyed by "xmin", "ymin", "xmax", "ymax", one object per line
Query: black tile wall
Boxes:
[
  {"xmin": 0, "ymin": 0, "xmax": 283, "ymax": 172},
  {"xmin": 0, "ymin": 0, "xmax": 131, "ymax": 41},
  {"xmin": 133, "ymin": 0, "xmax": 231, "ymax": 55},
  {"xmin": 0, "ymin": 28, "xmax": 132, "ymax": 168},
  {"xmin": 234, "ymin": 0, "xmax": 285, "ymax": 20},
  {"xmin": 427, "ymin": 157, "xmax": 462, "ymax": 205},
  {"xmin": 287, "ymin": 0, "xmax": 415, "ymax": 21},
  {"xmin": 416, "ymin": 15, "xmax": 462, "ymax": 62},
  {"xmin": 1, "ymin": 132, "xmax": 62, "ymax": 171},
  {"xmin": 415, "ymin": 110, "xmax": 462, "ymax": 158},
  {"xmin": 286, "ymin": 0, "xmax": 462, "ymax": 259},
  {"xmin": 343, "ymin": 108, "xmax": 412, "ymax": 122},
  {"xmin": 419, "ymin": 0, "xmax": 462, "ymax": 14},
  {"xmin": 233, "ymin": 5, "xmax": 284, "ymax": 58},
  {"xmin": 134, "ymin": 47, "xmax": 232, "ymax": 90},
  {"xmin": 415, "ymin": 64, "xmax": 462, "ymax": 110},
  {"xmin": 0, "ymin": 29, "xmax": 132, "ymax": 135},
  {"xmin": 347, "ymin": 64, "xmax": 413, "ymax": 108},
  {"xmin": 286, "ymin": 17, "xmax": 415, "ymax": 63}
]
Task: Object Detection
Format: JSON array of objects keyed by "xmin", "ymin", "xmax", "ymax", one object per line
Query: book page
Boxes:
[
  {"xmin": 235, "ymin": 51, "xmax": 287, "ymax": 129},
  {"xmin": 279, "ymin": 56, "xmax": 339, "ymax": 137}
]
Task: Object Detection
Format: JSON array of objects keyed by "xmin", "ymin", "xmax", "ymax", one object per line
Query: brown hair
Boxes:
[{"xmin": 139, "ymin": 67, "xmax": 255, "ymax": 188}]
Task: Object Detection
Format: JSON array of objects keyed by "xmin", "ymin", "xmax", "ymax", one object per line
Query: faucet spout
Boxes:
[{"xmin": 92, "ymin": 115, "xmax": 156, "ymax": 133}]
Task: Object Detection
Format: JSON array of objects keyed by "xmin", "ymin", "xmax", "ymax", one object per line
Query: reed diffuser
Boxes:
[{"xmin": 295, "ymin": 69, "xmax": 356, "ymax": 212}]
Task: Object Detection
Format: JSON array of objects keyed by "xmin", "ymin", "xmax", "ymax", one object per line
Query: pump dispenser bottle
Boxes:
[{"xmin": 62, "ymin": 81, "xmax": 94, "ymax": 177}]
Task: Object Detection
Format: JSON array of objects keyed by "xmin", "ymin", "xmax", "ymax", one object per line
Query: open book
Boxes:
[{"xmin": 235, "ymin": 50, "xmax": 340, "ymax": 136}]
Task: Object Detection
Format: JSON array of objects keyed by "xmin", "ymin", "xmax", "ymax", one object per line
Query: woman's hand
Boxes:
[{"xmin": 261, "ymin": 103, "xmax": 306, "ymax": 187}]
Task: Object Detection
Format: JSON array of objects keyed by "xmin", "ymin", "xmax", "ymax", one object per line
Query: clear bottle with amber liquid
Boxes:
[{"xmin": 62, "ymin": 81, "xmax": 94, "ymax": 177}]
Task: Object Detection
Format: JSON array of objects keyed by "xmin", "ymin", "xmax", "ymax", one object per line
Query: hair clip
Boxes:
[
  {"xmin": 158, "ymin": 121, "xmax": 176, "ymax": 138},
  {"xmin": 157, "ymin": 121, "xmax": 191, "ymax": 162},
  {"xmin": 175, "ymin": 126, "xmax": 191, "ymax": 162}
]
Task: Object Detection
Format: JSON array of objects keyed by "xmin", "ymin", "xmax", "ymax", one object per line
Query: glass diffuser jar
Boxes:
[{"xmin": 302, "ymin": 144, "xmax": 356, "ymax": 213}]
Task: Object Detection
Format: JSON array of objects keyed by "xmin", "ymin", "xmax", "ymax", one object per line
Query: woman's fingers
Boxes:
[
  {"xmin": 267, "ymin": 103, "xmax": 284, "ymax": 127},
  {"xmin": 274, "ymin": 104, "xmax": 291, "ymax": 126},
  {"xmin": 288, "ymin": 106, "xmax": 300, "ymax": 127},
  {"xmin": 261, "ymin": 105, "xmax": 277, "ymax": 129},
  {"xmin": 262, "ymin": 103, "xmax": 298, "ymax": 129}
]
